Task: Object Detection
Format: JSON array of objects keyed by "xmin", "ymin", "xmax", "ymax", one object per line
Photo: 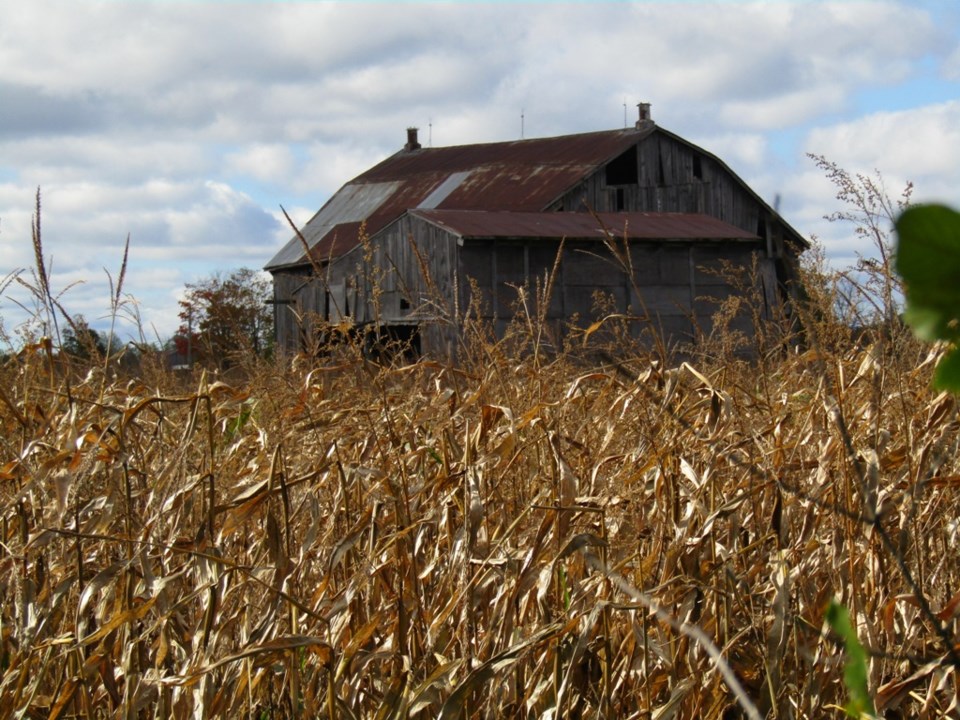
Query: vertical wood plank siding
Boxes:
[
  {"xmin": 552, "ymin": 134, "xmax": 768, "ymax": 249},
  {"xmin": 458, "ymin": 237, "xmax": 769, "ymax": 350},
  {"xmin": 273, "ymin": 235, "xmax": 772, "ymax": 355}
]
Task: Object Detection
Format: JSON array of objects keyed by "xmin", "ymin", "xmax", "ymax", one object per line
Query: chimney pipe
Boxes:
[
  {"xmin": 635, "ymin": 102, "xmax": 653, "ymax": 129},
  {"xmin": 405, "ymin": 127, "xmax": 421, "ymax": 151}
]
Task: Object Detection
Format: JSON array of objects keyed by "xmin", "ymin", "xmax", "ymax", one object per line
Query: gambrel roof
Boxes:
[{"xmin": 265, "ymin": 125, "xmax": 805, "ymax": 271}]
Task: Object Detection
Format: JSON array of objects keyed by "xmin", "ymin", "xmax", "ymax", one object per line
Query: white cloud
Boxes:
[
  {"xmin": 804, "ymin": 101, "xmax": 960, "ymax": 204},
  {"xmin": 1, "ymin": 136, "xmax": 214, "ymax": 186},
  {"xmin": 773, "ymin": 101, "xmax": 960, "ymax": 265},
  {"xmin": 225, "ymin": 145, "xmax": 295, "ymax": 185},
  {"xmin": 719, "ymin": 86, "xmax": 850, "ymax": 132},
  {"xmin": 692, "ymin": 133, "xmax": 770, "ymax": 174}
]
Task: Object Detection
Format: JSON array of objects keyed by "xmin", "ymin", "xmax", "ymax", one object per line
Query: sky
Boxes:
[{"xmin": 1, "ymin": 0, "xmax": 958, "ymax": 347}]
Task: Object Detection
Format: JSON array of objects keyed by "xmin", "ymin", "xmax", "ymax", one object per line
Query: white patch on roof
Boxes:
[{"xmin": 416, "ymin": 171, "xmax": 471, "ymax": 210}]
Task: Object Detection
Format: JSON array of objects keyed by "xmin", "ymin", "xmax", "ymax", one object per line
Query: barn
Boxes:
[{"xmin": 264, "ymin": 105, "xmax": 807, "ymax": 358}]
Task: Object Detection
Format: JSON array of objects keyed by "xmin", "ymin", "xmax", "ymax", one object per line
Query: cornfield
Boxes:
[{"xmin": 3, "ymin": 204, "xmax": 960, "ymax": 718}]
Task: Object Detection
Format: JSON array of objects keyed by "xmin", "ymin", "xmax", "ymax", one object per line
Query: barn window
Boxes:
[
  {"xmin": 693, "ymin": 155, "xmax": 703, "ymax": 180},
  {"xmin": 605, "ymin": 148, "xmax": 638, "ymax": 186}
]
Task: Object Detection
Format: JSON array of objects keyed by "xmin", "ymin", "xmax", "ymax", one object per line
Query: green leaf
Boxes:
[
  {"xmin": 934, "ymin": 346, "xmax": 960, "ymax": 393},
  {"xmin": 825, "ymin": 599, "xmax": 876, "ymax": 719},
  {"xmin": 895, "ymin": 204, "xmax": 960, "ymax": 343}
]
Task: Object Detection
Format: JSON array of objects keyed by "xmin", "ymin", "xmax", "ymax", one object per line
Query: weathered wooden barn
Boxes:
[{"xmin": 265, "ymin": 106, "xmax": 807, "ymax": 357}]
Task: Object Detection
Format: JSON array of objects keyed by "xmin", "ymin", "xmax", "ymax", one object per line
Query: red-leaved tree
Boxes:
[{"xmin": 176, "ymin": 268, "xmax": 273, "ymax": 368}]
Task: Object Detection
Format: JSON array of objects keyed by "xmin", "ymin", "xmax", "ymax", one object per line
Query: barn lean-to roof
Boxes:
[
  {"xmin": 265, "ymin": 124, "xmax": 806, "ymax": 271},
  {"xmin": 407, "ymin": 209, "xmax": 760, "ymax": 242}
]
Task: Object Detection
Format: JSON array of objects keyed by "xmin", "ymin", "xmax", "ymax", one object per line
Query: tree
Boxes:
[
  {"xmin": 177, "ymin": 268, "xmax": 273, "ymax": 368},
  {"xmin": 62, "ymin": 315, "xmax": 108, "ymax": 360}
]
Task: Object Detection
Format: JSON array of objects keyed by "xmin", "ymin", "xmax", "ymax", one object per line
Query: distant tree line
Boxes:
[{"xmin": 0, "ymin": 267, "xmax": 274, "ymax": 373}]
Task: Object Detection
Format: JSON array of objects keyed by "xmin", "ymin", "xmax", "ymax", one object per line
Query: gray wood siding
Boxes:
[
  {"xmin": 368, "ymin": 215, "xmax": 460, "ymax": 322},
  {"xmin": 273, "ymin": 234, "xmax": 773, "ymax": 354},
  {"xmin": 270, "ymin": 219, "xmax": 463, "ymax": 355},
  {"xmin": 272, "ymin": 269, "xmax": 317, "ymax": 354},
  {"xmin": 457, "ymin": 237, "xmax": 770, "ymax": 349},
  {"xmin": 551, "ymin": 133, "xmax": 772, "ymax": 251}
]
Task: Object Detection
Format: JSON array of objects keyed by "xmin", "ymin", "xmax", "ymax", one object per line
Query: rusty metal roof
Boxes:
[
  {"xmin": 265, "ymin": 128, "xmax": 649, "ymax": 270},
  {"xmin": 410, "ymin": 210, "xmax": 760, "ymax": 241},
  {"xmin": 357, "ymin": 128, "xmax": 648, "ymax": 183},
  {"xmin": 266, "ymin": 124, "xmax": 806, "ymax": 271}
]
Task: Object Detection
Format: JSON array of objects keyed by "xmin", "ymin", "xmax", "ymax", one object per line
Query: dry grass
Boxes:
[
  {"xmin": 3, "ymin": 296, "xmax": 960, "ymax": 720},
  {"xmin": 2, "ymin": 191, "xmax": 958, "ymax": 717}
]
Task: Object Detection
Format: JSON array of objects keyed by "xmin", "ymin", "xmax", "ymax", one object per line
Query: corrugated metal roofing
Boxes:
[
  {"xmin": 358, "ymin": 129, "xmax": 649, "ymax": 180},
  {"xmin": 410, "ymin": 210, "xmax": 760, "ymax": 241},
  {"xmin": 266, "ymin": 181, "xmax": 399, "ymax": 269},
  {"xmin": 265, "ymin": 128, "xmax": 649, "ymax": 270}
]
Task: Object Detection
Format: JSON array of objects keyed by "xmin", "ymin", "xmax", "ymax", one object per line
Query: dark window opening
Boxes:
[
  {"xmin": 605, "ymin": 148, "xmax": 639, "ymax": 186},
  {"xmin": 757, "ymin": 216, "xmax": 766, "ymax": 237},
  {"xmin": 693, "ymin": 155, "xmax": 703, "ymax": 180},
  {"xmin": 399, "ymin": 297, "xmax": 411, "ymax": 311},
  {"xmin": 657, "ymin": 153, "xmax": 665, "ymax": 186},
  {"xmin": 615, "ymin": 188, "xmax": 625, "ymax": 211}
]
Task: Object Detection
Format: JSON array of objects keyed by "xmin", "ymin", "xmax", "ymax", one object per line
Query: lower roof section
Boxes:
[{"xmin": 409, "ymin": 209, "xmax": 761, "ymax": 242}]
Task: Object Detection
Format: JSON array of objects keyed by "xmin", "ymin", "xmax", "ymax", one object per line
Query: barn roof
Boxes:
[
  {"xmin": 265, "ymin": 125, "xmax": 806, "ymax": 271},
  {"xmin": 265, "ymin": 128, "xmax": 649, "ymax": 270},
  {"xmin": 409, "ymin": 210, "xmax": 760, "ymax": 242}
]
